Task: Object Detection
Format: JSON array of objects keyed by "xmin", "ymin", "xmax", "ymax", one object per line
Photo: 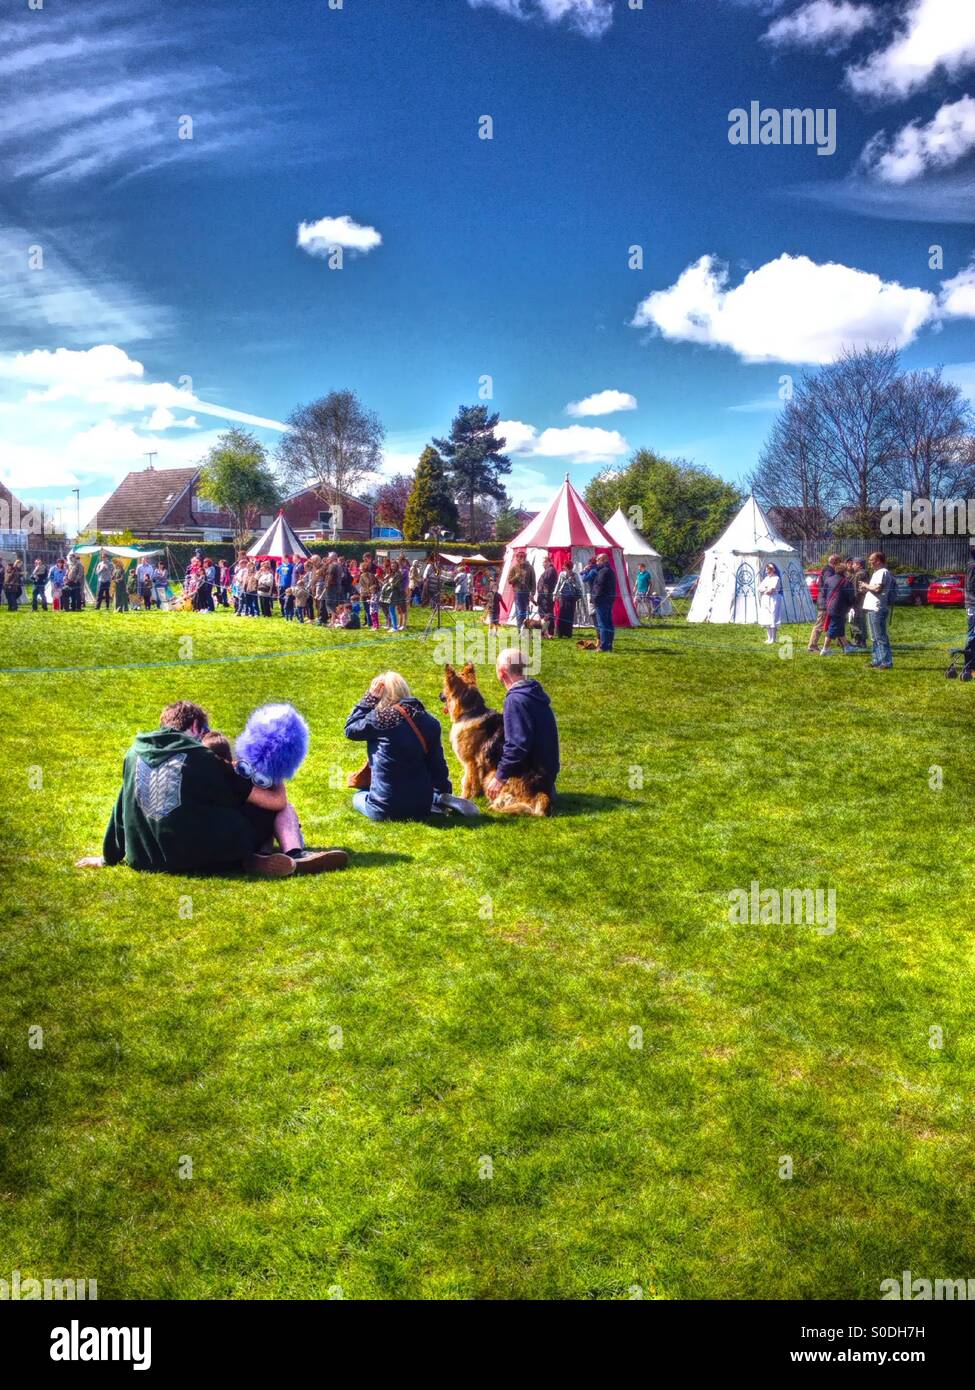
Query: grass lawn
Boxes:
[{"xmin": 1, "ymin": 603, "xmax": 973, "ymax": 1300}]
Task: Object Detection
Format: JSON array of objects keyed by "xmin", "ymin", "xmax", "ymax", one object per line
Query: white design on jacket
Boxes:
[{"xmin": 135, "ymin": 754, "xmax": 187, "ymax": 820}]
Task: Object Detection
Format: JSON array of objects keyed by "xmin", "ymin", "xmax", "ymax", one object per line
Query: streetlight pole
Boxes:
[{"xmin": 72, "ymin": 488, "xmax": 80, "ymax": 537}]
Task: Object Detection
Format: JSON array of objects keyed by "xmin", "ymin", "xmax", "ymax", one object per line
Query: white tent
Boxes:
[
  {"xmin": 604, "ymin": 508, "xmax": 674, "ymax": 616},
  {"xmin": 687, "ymin": 496, "xmax": 814, "ymax": 625},
  {"xmin": 247, "ymin": 510, "xmax": 310, "ymax": 560}
]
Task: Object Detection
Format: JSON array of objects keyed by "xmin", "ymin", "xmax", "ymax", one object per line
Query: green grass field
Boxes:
[{"xmin": 1, "ymin": 603, "xmax": 973, "ymax": 1300}]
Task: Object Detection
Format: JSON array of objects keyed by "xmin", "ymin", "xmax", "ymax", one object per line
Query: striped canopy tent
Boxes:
[
  {"xmin": 497, "ymin": 477, "xmax": 639, "ymax": 627},
  {"xmin": 71, "ymin": 543, "xmax": 163, "ymax": 603},
  {"xmin": 247, "ymin": 510, "xmax": 310, "ymax": 561},
  {"xmin": 604, "ymin": 507, "xmax": 674, "ymax": 616}
]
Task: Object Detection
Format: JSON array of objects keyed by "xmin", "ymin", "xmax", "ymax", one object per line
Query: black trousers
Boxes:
[{"xmin": 95, "ymin": 582, "xmax": 112, "ymax": 610}]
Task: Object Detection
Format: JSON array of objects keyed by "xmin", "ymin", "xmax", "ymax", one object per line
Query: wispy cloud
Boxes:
[
  {"xmin": 846, "ymin": 0, "xmax": 975, "ymax": 101},
  {"xmin": 0, "ymin": 3, "xmax": 276, "ymax": 187},
  {"xmin": 297, "ymin": 216, "xmax": 383, "ymax": 258},
  {"xmin": 763, "ymin": 1, "xmax": 877, "ymax": 53},
  {"xmin": 467, "ymin": 0, "xmax": 616, "ymax": 41},
  {"xmin": 566, "ymin": 389, "xmax": 637, "ymax": 417}
]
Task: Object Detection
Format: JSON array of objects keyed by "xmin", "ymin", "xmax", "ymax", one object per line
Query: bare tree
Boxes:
[
  {"xmin": 805, "ymin": 346, "xmax": 901, "ymax": 532},
  {"xmin": 278, "ymin": 390, "xmax": 384, "ymax": 540},
  {"xmin": 748, "ymin": 388, "xmax": 840, "ymax": 541},
  {"xmin": 886, "ymin": 367, "xmax": 975, "ymax": 499}
]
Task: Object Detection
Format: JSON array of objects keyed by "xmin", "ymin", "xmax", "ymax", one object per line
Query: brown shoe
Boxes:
[
  {"xmin": 288, "ymin": 848, "xmax": 349, "ymax": 874},
  {"xmin": 244, "ymin": 851, "xmax": 296, "ymax": 878}
]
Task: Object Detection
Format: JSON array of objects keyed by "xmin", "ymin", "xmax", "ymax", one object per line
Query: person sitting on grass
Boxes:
[
  {"xmin": 200, "ymin": 730, "xmax": 337, "ymax": 873},
  {"xmin": 345, "ymin": 671, "xmax": 477, "ymax": 821},
  {"xmin": 485, "ymin": 648, "xmax": 560, "ymax": 809},
  {"xmin": 79, "ymin": 701, "xmax": 347, "ymax": 877}
]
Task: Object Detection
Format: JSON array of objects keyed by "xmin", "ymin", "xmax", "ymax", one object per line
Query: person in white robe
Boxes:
[{"xmin": 758, "ymin": 563, "xmax": 783, "ymax": 644}]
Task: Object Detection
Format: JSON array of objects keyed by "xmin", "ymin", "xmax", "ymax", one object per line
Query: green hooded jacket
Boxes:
[{"xmin": 103, "ymin": 728, "xmax": 268, "ymax": 872}]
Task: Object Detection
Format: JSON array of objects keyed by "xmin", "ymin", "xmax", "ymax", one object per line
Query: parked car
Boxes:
[
  {"xmin": 891, "ymin": 572, "xmax": 932, "ymax": 606},
  {"xmin": 804, "ymin": 569, "xmax": 822, "ymax": 603},
  {"xmin": 667, "ymin": 573, "xmax": 699, "ymax": 598},
  {"xmin": 927, "ymin": 574, "xmax": 965, "ymax": 607}
]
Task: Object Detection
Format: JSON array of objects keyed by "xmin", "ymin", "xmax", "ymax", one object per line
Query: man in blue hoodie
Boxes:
[{"xmin": 486, "ymin": 648, "xmax": 560, "ymax": 804}]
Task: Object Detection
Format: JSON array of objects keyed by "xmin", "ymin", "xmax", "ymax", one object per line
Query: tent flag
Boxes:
[
  {"xmin": 687, "ymin": 495, "xmax": 815, "ymax": 625},
  {"xmin": 247, "ymin": 510, "xmax": 310, "ymax": 561},
  {"xmin": 604, "ymin": 508, "xmax": 674, "ymax": 617},
  {"xmin": 496, "ymin": 478, "xmax": 639, "ymax": 628}
]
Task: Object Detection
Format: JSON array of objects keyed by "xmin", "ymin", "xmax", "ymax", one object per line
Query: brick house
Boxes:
[
  {"xmin": 87, "ymin": 468, "xmax": 372, "ymax": 542},
  {"xmin": 281, "ymin": 486, "xmax": 372, "ymax": 541},
  {"xmin": 86, "ymin": 467, "xmax": 237, "ymax": 539}
]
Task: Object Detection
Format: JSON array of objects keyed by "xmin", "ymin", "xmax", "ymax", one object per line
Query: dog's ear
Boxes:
[{"xmin": 460, "ymin": 662, "xmax": 477, "ymax": 685}]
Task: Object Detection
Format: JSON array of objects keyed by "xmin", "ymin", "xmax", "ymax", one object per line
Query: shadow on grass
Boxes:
[{"xmin": 481, "ymin": 792, "xmax": 641, "ymax": 819}]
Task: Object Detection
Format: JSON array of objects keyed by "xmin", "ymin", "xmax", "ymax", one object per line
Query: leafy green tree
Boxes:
[
  {"xmin": 586, "ymin": 450, "xmax": 741, "ymax": 574},
  {"xmin": 494, "ymin": 503, "xmax": 526, "ymax": 542},
  {"xmin": 403, "ymin": 446, "xmax": 459, "ymax": 541},
  {"xmin": 434, "ymin": 405, "xmax": 511, "ymax": 540},
  {"xmin": 197, "ymin": 428, "xmax": 280, "ymax": 548}
]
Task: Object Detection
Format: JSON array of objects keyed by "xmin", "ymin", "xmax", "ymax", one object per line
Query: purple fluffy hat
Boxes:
[{"xmin": 235, "ymin": 703, "xmax": 310, "ymax": 784}]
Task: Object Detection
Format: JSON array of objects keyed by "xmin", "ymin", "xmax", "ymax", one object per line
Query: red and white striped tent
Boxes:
[
  {"xmin": 247, "ymin": 510, "xmax": 310, "ymax": 561},
  {"xmin": 497, "ymin": 478, "xmax": 639, "ymax": 627}
]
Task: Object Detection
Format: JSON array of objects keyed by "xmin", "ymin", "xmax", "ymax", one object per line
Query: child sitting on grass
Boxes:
[{"xmin": 202, "ymin": 729, "xmax": 326, "ymax": 872}]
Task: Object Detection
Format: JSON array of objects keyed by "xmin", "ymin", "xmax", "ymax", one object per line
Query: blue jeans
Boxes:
[
  {"xmin": 384, "ymin": 603, "xmax": 398, "ymax": 630},
  {"xmin": 514, "ymin": 591, "xmax": 529, "ymax": 629},
  {"xmin": 594, "ymin": 601, "xmax": 615, "ymax": 651},
  {"xmin": 353, "ymin": 789, "xmax": 441, "ymax": 821},
  {"xmin": 352, "ymin": 791, "xmax": 385, "ymax": 821},
  {"xmin": 868, "ymin": 608, "xmax": 892, "ymax": 666}
]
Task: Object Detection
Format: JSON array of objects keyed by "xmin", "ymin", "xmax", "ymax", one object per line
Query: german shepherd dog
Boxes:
[{"xmin": 440, "ymin": 663, "xmax": 554, "ymax": 816}]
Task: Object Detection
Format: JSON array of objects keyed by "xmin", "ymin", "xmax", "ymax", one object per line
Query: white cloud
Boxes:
[
  {"xmin": 467, "ymin": 0, "xmax": 615, "ymax": 40},
  {"xmin": 631, "ymin": 252, "xmax": 937, "ymax": 364},
  {"xmin": 846, "ymin": 0, "xmax": 975, "ymax": 101},
  {"xmin": 0, "ymin": 345, "xmax": 287, "ymax": 432},
  {"xmin": 565, "ymin": 388, "xmax": 637, "ymax": 416},
  {"xmin": 498, "ymin": 419, "xmax": 629, "ymax": 463},
  {"xmin": 859, "ymin": 95, "xmax": 975, "ymax": 184},
  {"xmin": 297, "ymin": 216, "xmax": 383, "ymax": 258},
  {"xmin": 764, "ymin": 1, "xmax": 877, "ymax": 52},
  {"xmin": 145, "ymin": 407, "xmax": 199, "ymax": 431},
  {"xmin": 939, "ymin": 261, "xmax": 975, "ymax": 319}
]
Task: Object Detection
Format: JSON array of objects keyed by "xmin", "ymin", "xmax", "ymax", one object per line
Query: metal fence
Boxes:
[{"xmin": 798, "ymin": 536, "xmax": 972, "ymax": 571}]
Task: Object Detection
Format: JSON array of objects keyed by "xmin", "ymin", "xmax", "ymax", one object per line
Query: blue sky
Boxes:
[{"xmin": 2, "ymin": 0, "xmax": 975, "ymax": 530}]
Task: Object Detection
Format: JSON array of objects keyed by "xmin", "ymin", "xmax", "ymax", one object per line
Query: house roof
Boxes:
[{"xmin": 88, "ymin": 467, "xmax": 199, "ymax": 533}]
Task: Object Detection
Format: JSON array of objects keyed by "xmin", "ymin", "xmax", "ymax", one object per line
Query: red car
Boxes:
[{"xmin": 927, "ymin": 574, "xmax": 965, "ymax": 606}]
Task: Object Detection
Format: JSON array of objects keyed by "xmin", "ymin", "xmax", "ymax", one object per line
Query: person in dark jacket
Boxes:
[
  {"xmin": 91, "ymin": 701, "xmax": 346, "ymax": 876},
  {"xmin": 536, "ymin": 556, "xmax": 557, "ymax": 637},
  {"xmin": 581, "ymin": 552, "xmax": 617, "ymax": 651},
  {"xmin": 486, "ymin": 648, "xmax": 560, "ymax": 803},
  {"xmin": 808, "ymin": 553, "xmax": 839, "ymax": 653},
  {"xmin": 345, "ymin": 672, "xmax": 477, "ymax": 820},
  {"xmin": 964, "ymin": 545, "xmax": 975, "ymax": 644},
  {"xmin": 820, "ymin": 562, "xmax": 854, "ymax": 655},
  {"xmin": 31, "ymin": 558, "xmax": 49, "ymax": 611}
]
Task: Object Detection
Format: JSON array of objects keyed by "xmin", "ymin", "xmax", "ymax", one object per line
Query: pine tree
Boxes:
[
  {"xmin": 434, "ymin": 405, "xmax": 510, "ymax": 540},
  {"xmin": 403, "ymin": 446, "xmax": 459, "ymax": 541}
]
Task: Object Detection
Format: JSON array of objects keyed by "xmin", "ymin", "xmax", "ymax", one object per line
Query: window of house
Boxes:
[{"xmin": 195, "ymin": 494, "xmax": 221, "ymax": 514}]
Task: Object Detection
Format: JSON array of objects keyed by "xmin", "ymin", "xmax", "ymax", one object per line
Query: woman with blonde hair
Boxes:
[{"xmin": 345, "ymin": 671, "xmax": 477, "ymax": 820}]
